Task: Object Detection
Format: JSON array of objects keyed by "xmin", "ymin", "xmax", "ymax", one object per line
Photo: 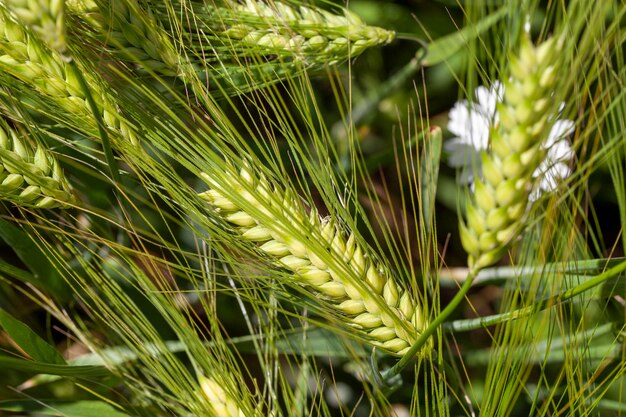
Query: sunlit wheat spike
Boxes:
[
  {"xmin": 0, "ymin": 10, "xmax": 138, "ymax": 145},
  {"xmin": 218, "ymin": 0, "xmax": 395, "ymax": 65},
  {"xmin": 3, "ymin": 0, "xmax": 67, "ymax": 53},
  {"xmin": 198, "ymin": 163, "xmax": 428, "ymax": 356},
  {"xmin": 0, "ymin": 122, "xmax": 73, "ymax": 208},
  {"xmin": 460, "ymin": 34, "xmax": 564, "ymax": 270}
]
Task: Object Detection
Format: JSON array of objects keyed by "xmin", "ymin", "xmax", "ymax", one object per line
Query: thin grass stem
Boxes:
[{"xmin": 444, "ymin": 259, "xmax": 626, "ymax": 332}]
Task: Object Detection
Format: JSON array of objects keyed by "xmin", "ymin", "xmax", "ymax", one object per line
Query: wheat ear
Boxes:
[
  {"xmin": 459, "ymin": 35, "xmax": 563, "ymax": 270},
  {"xmin": 199, "ymin": 376, "xmax": 249, "ymax": 417},
  {"xmin": 3, "ymin": 0, "xmax": 67, "ymax": 53},
  {"xmin": 0, "ymin": 10, "xmax": 138, "ymax": 145},
  {"xmin": 199, "ymin": 164, "xmax": 428, "ymax": 356},
  {"xmin": 67, "ymin": 0, "xmax": 184, "ymax": 77},
  {"xmin": 218, "ymin": 0, "xmax": 395, "ymax": 65},
  {"xmin": 0, "ymin": 122, "xmax": 73, "ymax": 208}
]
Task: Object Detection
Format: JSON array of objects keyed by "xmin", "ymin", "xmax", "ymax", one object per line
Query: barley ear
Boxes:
[
  {"xmin": 0, "ymin": 123, "xmax": 74, "ymax": 208},
  {"xmin": 459, "ymin": 35, "xmax": 563, "ymax": 271},
  {"xmin": 198, "ymin": 163, "xmax": 429, "ymax": 356}
]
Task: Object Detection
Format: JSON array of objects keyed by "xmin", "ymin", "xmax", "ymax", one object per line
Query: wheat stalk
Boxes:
[
  {"xmin": 198, "ymin": 163, "xmax": 428, "ymax": 356},
  {"xmin": 0, "ymin": 10, "xmax": 138, "ymax": 145},
  {"xmin": 459, "ymin": 34, "xmax": 565, "ymax": 270},
  {"xmin": 0, "ymin": 121, "xmax": 74, "ymax": 208}
]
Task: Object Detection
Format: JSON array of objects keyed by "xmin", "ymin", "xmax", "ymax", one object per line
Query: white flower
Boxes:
[{"xmin": 445, "ymin": 81, "xmax": 575, "ymax": 200}]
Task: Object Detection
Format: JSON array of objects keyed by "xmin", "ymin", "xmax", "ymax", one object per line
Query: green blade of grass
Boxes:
[
  {"xmin": 420, "ymin": 126, "xmax": 442, "ymax": 238},
  {"xmin": 0, "ymin": 400, "xmax": 132, "ymax": 417},
  {"xmin": 0, "ymin": 355, "xmax": 110, "ymax": 377},
  {"xmin": 421, "ymin": 6, "xmax": 507, "ymax": 66},
  {"xmin": 0, "ymin": 309, "xmax": 66, "ymax": 365},
  {"xmin": 0, "ymin": 219, "xmax": 69, "ymax": 299}
]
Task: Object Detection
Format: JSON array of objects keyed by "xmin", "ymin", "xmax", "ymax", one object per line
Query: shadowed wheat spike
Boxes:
[
  {"xmin": 199, "ymin": 163, "xmax": 428, "ymax": 356},
  {"xmin": 68, "ymin": 0, "xmax": 184, "ymax": 77},
  {"xmin": 0, "ymin": 10, "xmax": 138, "ymax": 145},
  {"xmin": 0, "ymin": 122, "xmax": 73, "ymax": 208},
  {"xmin": 460, "ymin": 34, "xmax": 566, "ymax": 271},
  {"xmin": 3, "ymin": 0, "xmax": 67, "ymax": 53}
]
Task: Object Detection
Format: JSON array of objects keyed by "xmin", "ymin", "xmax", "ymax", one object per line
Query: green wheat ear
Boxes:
[
  {"xmin": 0, "ymin": 9, "xmax": 139, "ymax": 145},
  {"xmin": 3, "ymin": 0, "xmax": 67, "ymax": 53},
  {"xmin": 67, "ymin": 0, "xmax": 184, "ymax": 77},
  {"xmin": 68, "ymin": 0, "xmax": 394, "ymax": 82},
  {"xmin": 218, "ymin": 0, "xmax": 395, "ymax": 65},
  {"xmin": 0, "ymin": 122, "xmax": 74, "ymax": 208},
  {"xmin": 198, "ymin": 163, "xmax": 429, "ymax": 356},
  {"xmin": 460, "ymin": 34, "xmax": 565, "ymax": 271}
]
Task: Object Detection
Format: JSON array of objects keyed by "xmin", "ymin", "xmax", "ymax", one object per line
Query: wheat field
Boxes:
[{"xmin": 0, "ymin": 1, "xmax": 624, "ymax": 416}]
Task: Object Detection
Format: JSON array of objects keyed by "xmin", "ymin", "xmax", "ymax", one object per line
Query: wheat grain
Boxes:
[
  {"xmin": 198, "ymin": 163, "xmax": 428, "ymax": 356},
  {"xmin": 0, "ymin": 10, "xmax": 138, "ymax": 145},
  {"xmin": 0, "ymin": 122, "xmax": 74, "ymax": 208},
  {"xmin": 459, "ymin": 35, "xmax": 565, "ymax": 270}
]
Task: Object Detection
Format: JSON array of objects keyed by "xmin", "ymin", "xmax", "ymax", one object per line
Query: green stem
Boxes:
[
  {"xmin": 444, "ymin": 259, "xmax": 626, "ymax": 332},
  {"xmin": 68, "ymin": 60, "xmax": 121, "ymax": 185},
  {"xmin": 437, "ymin": 257, "xmax": 626, "ymax": 288},
  {"xmin": 463, "ymin": 323, "xmax": 618, "ymax": 366},
  {"xmin": 380, "ymin": 267, "xmax": 478, "ymax": 384}
]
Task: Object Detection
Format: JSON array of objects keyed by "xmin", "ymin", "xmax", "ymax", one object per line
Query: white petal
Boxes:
[
  {"xmin": 467, "ymin": 111, "xmax": 491, "ymax": 150},
  {"xmin": 528, "ymin": 187, "xmax": 541, "ymax": 202},
  {"xmin": 447, "ymin": 101, "xmax": 471, "ymax": 138},
  {"xmin": 532, "ymin": 158, "xmax": 572, "ymax": 195},
  {"xmin": 474, "ymin": 85, "xmax": 495, "ymax": 114},
  {"xmin": 447, "ymin": 100, "xmax": 491, "ymax": 149},
  {"xmin": 445, "ymin": 140, "xmax": 483, "ymax": 169},
  {"xmin": 546, "ymin": 139, "xmax": 574, "ymax": 163},
  {"xmin": 546, "ymin": 119, "xmax": 575, "ymax": 146},
  {"xmin": 540, "ymin": 162, "xmax": 571, "ymax": 192}
]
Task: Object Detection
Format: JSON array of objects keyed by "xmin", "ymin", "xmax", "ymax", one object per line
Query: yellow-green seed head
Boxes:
[
  {"xmin": 459, "ymin": 34, "xmax": 566, "ymax": 270},
  {"xmin": 219, "ymin": 0, "xmax": 395, "ymax": 65},
  {"xmin": 0, "ymin": 124, "xmax": 74, "ymax": 208},
  {"xmin": 198, "ymin": 163, "xmax": 429, "ymax": 356}
]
